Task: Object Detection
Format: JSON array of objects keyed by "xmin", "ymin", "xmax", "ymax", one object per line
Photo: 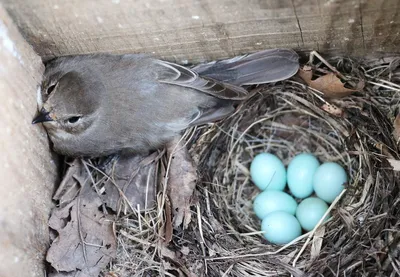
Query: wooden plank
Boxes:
[
  {"xmin": 3, "ymin": 0, "xmax": 400, "ymax": 62},
  {"xmin": 0, "ymin": 5, "xmax": 57, "ymax": 277}
]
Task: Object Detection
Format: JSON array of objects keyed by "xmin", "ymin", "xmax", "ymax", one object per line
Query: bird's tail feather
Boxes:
[{"xmin": 192, "ymin": 49, "xmax": 299, "ymax": 86}]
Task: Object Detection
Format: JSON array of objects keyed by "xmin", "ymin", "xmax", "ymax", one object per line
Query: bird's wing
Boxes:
[
  {"xmin": 155, "ymin": 60, "xmax": 248, "ymax": 100},
  {"xmin": 191, "ymin": 49, "xmax": 299, "ymax": 86}
]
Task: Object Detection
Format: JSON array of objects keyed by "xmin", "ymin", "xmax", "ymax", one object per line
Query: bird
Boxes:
[{"xmin": 32, "ymin": 49, "xmax": 299, "ymax": 157}]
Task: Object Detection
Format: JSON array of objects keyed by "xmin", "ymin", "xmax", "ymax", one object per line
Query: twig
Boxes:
[
  {"xmin": 196, "ymin": 203, "xmax": 208, "ymax": 274},
  {"xmin": 309, "ymin": 50, "xmax": 348, "ymax": 80},
  {"xmin": 292, "ymin": 189, "xmax": 347, "ymax": 268}
]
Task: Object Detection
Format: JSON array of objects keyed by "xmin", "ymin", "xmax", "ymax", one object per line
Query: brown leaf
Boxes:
[
  {"xmin": 161, "ymin": 246, "xmax": 195, "ymax": 277},
  {"xmin": 321, "ymin": 103, "xmax": 344, "ymax": 117},
  {"xmin": 47, "ymin": 153, "xmax": 160, "ymax": 277},
  {"xmin": 272, "ymin": 113, "xmax": 309, "ymax": 139},
  {"xmin": 166, "ymin": 138, "xmax": 198, "ymax": 228},
  {"xmin": 164, "ymin": 196, "xmax": 173, "ymax": 244},
  {"xmin": 299, "ymin": 67, "xmax": 364, "ymax": 98},
  {"xmin": 374, "ymin": 142, "xmax": 395, "ymax": 159},
  {"xmin": 393, "ymin": 113, "xmax": 400, "ymax": 143},
  {"xmin": 47, "ymin": 183, "xmax": 116, "ymax": 276},
  {"xmin": 298, "ymin": 65, "xmax": 313, "ymax": 80},
  {"xmin": 53, "ymin": 159, "xmax": 86, "ymax": 207},
  {"xmin": 310, "ymin": 226, "xmax": 325, "ymax": 261},
  {"xmin": 101, "ymin": 153, "xmax": 158, "ymax": 213}
]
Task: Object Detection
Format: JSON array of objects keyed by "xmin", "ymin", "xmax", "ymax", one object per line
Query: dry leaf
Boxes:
[
  {"xmin": 272, "ymin": 113, "xmax": 309, "ymax": 139},
  {"xmin": 374, "ymin": 142, "xmax": 395, "ymax": 158},
  {"xmin": 180, "ymin": 246, "xmax": 190, "ymax": 256},
  {"xmin": 299, "ymin": 67, "xmax": 364, "ymax": 98},
  {"xmin": 166, "ymin": 138, "xmax": 198, "ymax": 228},
  {"xmin": 47, "ymin": 183, "xmax": 116, "ymax": 277},
  {"xmin": 393, "ymin": 113, "xmax": 400, "ymax": 143},
  {"xmin": 280, "ymin": 249, "xmax": 298, "ymax": 264},
  {"xmin": 321, "ymin": 103, "xmax": 344, "ymax": 117},
  {"xmin": 53, "ymin": 159, "xmax": 86, "ymax": 206},
  {"xmin": 388, "ymin": 159, "xmax": 400, "ymax": 171},
  {"xmin": 311, "ymin": 226, "xmax": 325, "ymax": 261},
  {"xmin": 164, "ymin": 196, "xmax": 173, "ymax": 244},
  {"xmin": 161, "ymin": 246, "xmax": 195, "ymax": 277},
  {"xmin": 161, "ymin": 246, "xmax": 177, "ymax": 260},
  {"xmin": 101, "ymin": 154, "xmax": 157, "ymax": 213},
  {"xmin": 47, "ymin": 153, "xmax": 160, "ymax": 276}
]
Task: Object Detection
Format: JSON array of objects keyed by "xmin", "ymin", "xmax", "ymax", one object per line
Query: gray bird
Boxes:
[{"xmin": 32, "ymin": 49, "xmax": 299, "ymax": 157}]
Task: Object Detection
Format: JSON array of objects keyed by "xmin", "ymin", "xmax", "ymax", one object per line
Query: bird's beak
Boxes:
[{"xmin": 32, "ymin": 108, "xmax": 54, "ymax": 124}]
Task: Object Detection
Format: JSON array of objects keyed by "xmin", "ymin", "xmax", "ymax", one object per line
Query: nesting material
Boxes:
[
  {"xmin": 109, "ymin": 55, "xmax": 400, "ymax": 277},
  {"xmin": 51, "ymin": 54, "xmax": 400, "ymax": 277}
]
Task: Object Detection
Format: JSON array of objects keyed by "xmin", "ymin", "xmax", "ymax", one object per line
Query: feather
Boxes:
[
  {"xmin": 192, "ymin": 49, "xmax": 299, "ymax": 85},
  {"xmin": 156, "ymin": 60, "xmax": 248, "ymax": 100}
]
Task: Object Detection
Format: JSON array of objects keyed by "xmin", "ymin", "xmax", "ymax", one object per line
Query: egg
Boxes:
[
  {"xmin": 296, "ymin": 197, "xmax": 329, "ymax": 231},
  {"xmin": 287, "ymin": 153, "xmax": 320, "ymax": 198},
  {"xmin": 261, "ymin": 211, "xmax": 302, "ymax": 244},
  {"xmin": 253, "ymin": 191, "xmax": 297, "ymax": 219},
  {"xmin": 250, "ymin": 153, "xmax": 286, "ymax": 191},
  {"xmin": 313, "ymin": 162, "xmax": 347, "ymax": 203}
]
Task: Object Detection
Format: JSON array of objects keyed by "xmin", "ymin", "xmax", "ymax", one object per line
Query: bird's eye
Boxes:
[
  {"xmin": 47, "ymin": 84, "xmax": 56, "ymax": 95},
  {"xmin": 66, "ymin": 116, "xmax": 81, "ymax": 124}
]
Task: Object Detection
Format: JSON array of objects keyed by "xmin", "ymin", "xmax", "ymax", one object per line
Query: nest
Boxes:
[{"xmin": 96, "ymin": 55, "xmax": 400, "ymax": 277}]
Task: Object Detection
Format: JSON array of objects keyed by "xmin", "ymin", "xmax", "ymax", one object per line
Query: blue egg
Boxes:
[
  {"xmin": 313, "ymin": 162, "xmax": 347, "ymax": 203},
  {"xmin": 261, "ymin": 211, "xmax": 302, "ymax": 245},
  {"xmin": 296, "ymin": 197, "xmax": 329, "ymax": 231},
  {"xmin": 253, "ymin": 190, "xmax": 297, "ymax": 220},
  {"xmin": 250, "ymin": 153, "xmax": 286, "ymax": 191},
  {"xmin": 287, "ymin": 153, "xmax": 320, "ymax": 198}
]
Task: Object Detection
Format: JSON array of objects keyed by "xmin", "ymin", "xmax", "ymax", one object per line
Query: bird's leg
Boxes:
[{"xmin": 166, "ymin": 137, "xmax": 198, "ymax": 228}]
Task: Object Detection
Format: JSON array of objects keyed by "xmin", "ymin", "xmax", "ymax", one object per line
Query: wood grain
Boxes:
[
  {"xmin": 0, "ymin": 5, "xmax": 57, "ymax": 277},
  {"xmin": 3, "ymin": 0, "xmax": 400, "ymax": 63}
]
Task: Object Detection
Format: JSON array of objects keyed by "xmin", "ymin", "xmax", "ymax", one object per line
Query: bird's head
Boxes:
[{"xmin": 33, "ymin": 60, "xmax": 105, "ymax": 156}]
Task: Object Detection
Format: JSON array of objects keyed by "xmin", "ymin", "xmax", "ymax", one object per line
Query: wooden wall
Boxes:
[
  {"xmin": 0, "ymin": 1, "xmax": 399, "ymax": 275},
  {"xmin": 0, "ymin": 5, "xmax": 57, "ymax": 277},
  {"xmin": 3, "ymin": 0, "xmax": 400, "ymax": 63}
]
